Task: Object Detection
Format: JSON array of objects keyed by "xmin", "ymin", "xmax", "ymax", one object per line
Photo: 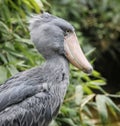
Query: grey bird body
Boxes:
[{"xmin": 0, "ymin": 13, "xmax": 92, "ymax": 126}]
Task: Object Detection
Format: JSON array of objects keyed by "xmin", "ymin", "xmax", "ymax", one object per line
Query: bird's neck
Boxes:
[
  {"xmin": 43, "ymin": 55, "xmax": 70, "ymax": 85},
  {"xmin": 45, "ymin": 55, "xmax": 70, "ymax": 104},
  {"xmin": 46, "ymin": 55, "xmax": 69, "ymax": 72}
]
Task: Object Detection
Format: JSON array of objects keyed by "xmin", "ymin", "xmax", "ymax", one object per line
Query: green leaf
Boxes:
[
  {"xmin": 49, "ymin": 120, "xmax": 59, "ymax": 126},
  {"xmin": 6, "ymin": 52, "xmax": 17, "ymax": 63},
  {"xmin": 61, "ymin": 118, "xmax": 77, "ymax": 126},
  {"xmin": 8, "ymin": 0, "xmax": 25, "ymax": 17},
  {"xmin": 0, "ymin": 66, "xmax": 8, "ymax": 84},
  {"xmin": 85, "ymin": 47, "xmax": 96, "ymax": 57},
  {"xmin": 15, "ymin": 38, "xmax": 33, "ymax": 45},
  {"xmin": 34, "ymin": 0, "xmax": 43, "ymax": 8},
  {"xmin": 0, "ymin": 4, "xmax": 11, "ymax": 24},
  {"xmin": 9, "ymin": 51, "xmax": 24, "ymax": 58},
  {"xmin": 82, "ymin": 105, "xmax": 93, "ymax": 118},
  {"xmin": 16, "ymin": 61, "xmax": 30, "ymax": 68},
  {"xmin": 29, "ymin": 0, "xmax": 41, "ymax": 13},
  {"xmin": 81, "ymin": 94, "xmax": 95, "ymax": 109},
  {"xmin": 60, "ymin": 106, "xmax": 76, "ymax": 117},
  {"xmin": 22, "ymin": 0, "xmax": 34, "ymax": 9},
  {"xmin": 105, "ymin": 96, "xmax": 120, "ymax": 117},
  {"xmin": 75, "ymin": 85, "xmax": 83, "ymax": 105},
  {"xmin": 89, "ymin": 80, "xmax": 106, "ymax": 86},
  {"xmin": 0, "ymin": 21, "xmax": 9, "ymax": 32},
  {"xmin": 83, "ymin": 85, "xmax": 93, "ymax": 94},
  {"xmin": 7, "ymin": 64, "xmax": 18, "ymax": 76},
  {"xmin": 96, "ymin": 95, "xmax": 108, "ymax": 124},
  {"xmin": 92, "ymin": 70, "xmax": 101, "ymax": 78},
  {"xmin": 0, "ymin": 54, "xmax": 8, "ymax": 64}
]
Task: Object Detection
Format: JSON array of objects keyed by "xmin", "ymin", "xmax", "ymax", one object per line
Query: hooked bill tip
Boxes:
[{"xmin": 83, "ymin": 66, "xmax": 93, "ymax": 75}]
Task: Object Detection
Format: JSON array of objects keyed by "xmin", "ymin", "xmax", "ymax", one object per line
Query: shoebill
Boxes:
[{"xmin": 0, "ymin": 13, "xmax": 93, "ymax": 126}]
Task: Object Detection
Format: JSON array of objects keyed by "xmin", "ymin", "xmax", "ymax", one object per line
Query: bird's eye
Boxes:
[{"xmin": 64, "ymin": 30, "xmax": 71, "ymax": 37}]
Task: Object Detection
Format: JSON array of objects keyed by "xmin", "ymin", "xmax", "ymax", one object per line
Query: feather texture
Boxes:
[{"xmin": 0, "ymin": 56, "xmax": 69, "ymax": 126}]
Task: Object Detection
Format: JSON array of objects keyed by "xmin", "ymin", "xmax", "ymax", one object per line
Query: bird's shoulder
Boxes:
[
  {"xmin": 0, "ymin": 65, "xmax": 50, "ymax": 112},
  {"xmin": 0, "ymin": 65, "xmax": 46, "ymax": 89}
]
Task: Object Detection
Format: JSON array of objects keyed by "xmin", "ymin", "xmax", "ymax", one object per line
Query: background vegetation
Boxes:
[{"xmin": 0, "ymin": 0, "xmax": 120, "ymax": 125}]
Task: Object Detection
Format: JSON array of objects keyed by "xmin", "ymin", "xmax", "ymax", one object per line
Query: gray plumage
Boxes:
[{"xmin": 0, "ymin": 13, "xmax": 74, "ymax": 126}]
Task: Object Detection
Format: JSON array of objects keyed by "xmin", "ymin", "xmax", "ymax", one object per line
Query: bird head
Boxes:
[{"xmin": 29, "ymin": 12, "xmax": 93, "ymax": 74}]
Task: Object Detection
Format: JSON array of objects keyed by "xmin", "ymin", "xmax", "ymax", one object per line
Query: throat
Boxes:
[
  {"xmin": 47, "ymin": 55, "xmax": 69, "ymax": 73},
  {"xmin": 44, "ymin": 55, "xmax": 70, "ymax": 84}
]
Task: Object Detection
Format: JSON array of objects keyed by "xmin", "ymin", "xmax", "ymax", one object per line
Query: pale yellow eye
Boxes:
[{"xmin": 65, "ymin": 30, "xmax": 71, "ymax": 37}]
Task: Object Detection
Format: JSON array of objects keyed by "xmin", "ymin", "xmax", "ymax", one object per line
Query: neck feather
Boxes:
[{"xmin": 42, "ymin": 55, "xmax": 69, "ymax": 85}]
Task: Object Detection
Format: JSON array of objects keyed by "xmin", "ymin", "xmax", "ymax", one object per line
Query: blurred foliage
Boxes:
[
  {"xmin": 0, "ymin": 0, "xmax": 120, "ymax": 126},
  {"xmin": 0, "ymin": 0, "xmax": 44, "ymax": 83}
]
